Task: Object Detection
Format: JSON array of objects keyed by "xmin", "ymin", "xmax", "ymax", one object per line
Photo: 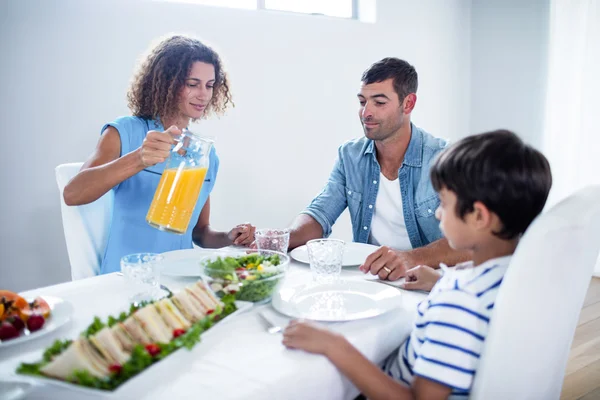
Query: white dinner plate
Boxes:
[
  {"xmin": 272, "ymin": 280, "xmax": 402, "ymax": 321},
  {"xmin": 289, "ymin": 242, "xmax": 379, "ymax": 267},
  {"xmin": 0, "ymin": 296, "xmax": 74, "ymax": 348},
  {"xmin": 0, "ymin": 380, "xmax": 35, "ymax": 400},
  {"xmin": 159, "ymin": 248, "xmax": 230, "ymax": 277}
]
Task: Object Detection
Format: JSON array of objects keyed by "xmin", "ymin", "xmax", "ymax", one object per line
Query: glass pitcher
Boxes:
[{"xmin": 146, "ymin": 129, "xmax": 214, "ymax": 234}]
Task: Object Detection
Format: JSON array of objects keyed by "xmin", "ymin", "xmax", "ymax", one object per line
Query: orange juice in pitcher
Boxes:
[{"xmin": 146, "ymin": 129, "xmax": 213, "ymax": 234}]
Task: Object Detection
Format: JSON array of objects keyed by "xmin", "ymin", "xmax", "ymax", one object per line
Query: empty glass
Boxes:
[
  {"xmin": 120, "ymin": 253, "xmax": 163, "ymax": 303},
  {"xmin": 306, "ymin": 239, "xmax": 345, "ymax": 283},
  {"xmin": 255, "ymin": 228, "xmax": 290, "ymax": 253}
]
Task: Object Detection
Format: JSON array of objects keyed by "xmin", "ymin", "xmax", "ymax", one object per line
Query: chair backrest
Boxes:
[
  {"xmin": 470, "ymin": 185, "xmax": 600, "ymax": 399},
  {"xmin": 55, "ymin": 162, "xmax": 114, "ymax": 280}
]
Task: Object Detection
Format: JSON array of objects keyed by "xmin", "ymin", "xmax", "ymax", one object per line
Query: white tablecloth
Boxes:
[{"xmin": 0, "ymin": 258, "xmax": 426, "ymax": 400}]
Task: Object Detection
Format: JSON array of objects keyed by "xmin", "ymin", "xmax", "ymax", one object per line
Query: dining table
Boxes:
[{"xmin": 0, "ymin": 249, "xmax": 427, "ymax": 400}]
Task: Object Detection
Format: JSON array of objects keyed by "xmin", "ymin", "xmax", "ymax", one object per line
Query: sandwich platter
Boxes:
[{"xmin": 12, "ymin": 280, "xmax": 251, "ymax": 395}]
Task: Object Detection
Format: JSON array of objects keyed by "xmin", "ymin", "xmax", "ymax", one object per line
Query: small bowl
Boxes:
[{"xmin": 199, "ymin": 249, "xmax": 290, "ymax": 304}]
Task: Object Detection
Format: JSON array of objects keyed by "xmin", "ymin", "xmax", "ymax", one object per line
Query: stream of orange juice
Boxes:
[{"xmin": 146, "ymin": 167, "xmax": 208, "ymax": 234}]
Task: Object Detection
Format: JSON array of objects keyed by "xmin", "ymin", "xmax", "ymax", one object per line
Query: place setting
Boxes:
[{"xmin": 271, "ymin": 238, "xmax": 404, "ymax": 323}]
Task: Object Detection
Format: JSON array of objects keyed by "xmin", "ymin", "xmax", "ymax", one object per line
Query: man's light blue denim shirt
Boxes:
[{"xmin": 302, "ymin": 123, "xmax": 448, "ymax": 249}]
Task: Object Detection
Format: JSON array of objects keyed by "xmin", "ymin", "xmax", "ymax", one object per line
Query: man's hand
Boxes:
[
  {"xmin": 359, "ymin": 246, "xmax": 418, "ymax": 281},
  {"xmin": 401, "ymin": 265, "xmax": 441, "ymax": 291}
]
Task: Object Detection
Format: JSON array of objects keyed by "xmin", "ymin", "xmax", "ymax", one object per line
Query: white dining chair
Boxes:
[
  {"xmin": 55, "ymin": 162, "xmax": 114, "ymax": 280},
  {"xmin": 470, "ymin": 185, "xmax": 600, "ymax": 400}
]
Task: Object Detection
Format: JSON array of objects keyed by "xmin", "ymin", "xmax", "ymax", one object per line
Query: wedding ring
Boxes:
[{"xmin": 382, "ymin": 266, "xmax": 392, "ymax": 274}]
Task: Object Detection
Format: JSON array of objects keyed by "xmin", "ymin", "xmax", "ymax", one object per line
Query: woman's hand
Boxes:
[
  {"xmin": 227, "ymin": 223, "xmax": 256, "ymax": 246},
  {"xmin": 401, "ymin": 265, "xmax": 442, "ymax": 292},
  {"xmin": 138, "ymin": 125, "xmax": 181, "ymax": 167},
  {"xmin": 282, "ymin": 320, "xmax": 342, "ymax": 356}
]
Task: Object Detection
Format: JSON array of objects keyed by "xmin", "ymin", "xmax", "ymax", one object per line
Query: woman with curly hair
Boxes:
[{"xmin": 64, "ymin": 35, "xmax": 255, "ymax": 274}]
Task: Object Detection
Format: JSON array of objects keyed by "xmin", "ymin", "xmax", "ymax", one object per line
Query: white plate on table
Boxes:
[
  {"xmin": 159, "ymin": 248, "xmax": 230, "ymax": 277},
  {"xmin": 0, "ymin": 296, "xmax": 73, "ymax": 348},
  {"xmin": 272, "ymin": 280, "xmax": 401, "ymax": 322},
  {"xmin": 289, "ymin": 242, "xmax": 379, "ymax": 267},
  {"xmin": 0, "ymin": 380, "xmax": 35, "ymax": 400},
  {"xmin": 14, "ymin": 300, "xmax": 252, "ymax": 396}
]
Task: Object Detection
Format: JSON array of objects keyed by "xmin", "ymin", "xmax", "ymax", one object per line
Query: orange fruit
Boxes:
[
  {"xmin": 21, "ymin": 297, "xmax": 51, "ymax": 319},
  {"xmin": 0, "ymin": 290, "xmax": 30, "ymax": 321},
  {"xmin": 0, "ymin": 290, "xmax": 28, "ymax": 310}
]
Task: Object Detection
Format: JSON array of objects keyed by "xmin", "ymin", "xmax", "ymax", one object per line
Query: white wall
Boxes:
[
  {"xmin": 0, "ymin": 0, "xmax": 472, "ymax": 291},
  {"xmin": 470, "ymin": 0, "xmax": 550, "ymax": 147}
]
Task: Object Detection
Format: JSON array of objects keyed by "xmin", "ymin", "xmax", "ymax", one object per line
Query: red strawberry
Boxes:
[
  {"xmin": 27, "ymin": 314, "xmax": 45, "ymax": 332},
  {"xmin": 109, "ymin": 364, "xmax": 122, "ymax": 374},
  {"xmin": 0, "ymin": 321, "xmax": 19, "ymax": 340},
  {"xmin": 173, "ymin": 329, "xmax": 186, "ymax": 338},
  {"xmin": 145, "ymin": 343, "xmax": 160, "ymax": 357}
]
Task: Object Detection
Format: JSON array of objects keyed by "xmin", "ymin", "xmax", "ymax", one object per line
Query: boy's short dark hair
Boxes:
[
  {"xmin": 430, "ymin": 130, "xmax": 552, "ymax": 240},
  {"xmin": 361, "ymin": 58, "xmax": 418, "ymax": 103}
]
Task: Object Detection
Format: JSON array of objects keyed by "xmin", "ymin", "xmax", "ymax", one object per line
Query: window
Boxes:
[
  {"xmin": 161, "ymin": 0, "xmax": 256, "ymax": 9},
  {"xmin": 264, "ymin": 0, "xmax": 353, "ymax": 19},
  {"xmin": 160, "ymin": 0, "xmax": 376, "ymax": 22}
]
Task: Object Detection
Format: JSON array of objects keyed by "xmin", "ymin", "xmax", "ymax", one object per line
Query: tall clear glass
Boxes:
[
  {"xmin": 146, "ymin": 130, "xmax": 213, "ymax": 234},
  {"xmin": 121, "ymin": 253, "xmax": 163, "ymax": 304}
]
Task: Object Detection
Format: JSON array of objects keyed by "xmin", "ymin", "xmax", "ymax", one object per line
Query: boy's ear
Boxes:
[{"xmin": 472, "ymin": 201, "xmax": 492, "ymax": 230}]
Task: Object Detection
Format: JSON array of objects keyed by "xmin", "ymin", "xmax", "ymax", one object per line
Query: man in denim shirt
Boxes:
[{"xmin": 289, "ymin": 58, "xmax": 469, "ymax": 280}]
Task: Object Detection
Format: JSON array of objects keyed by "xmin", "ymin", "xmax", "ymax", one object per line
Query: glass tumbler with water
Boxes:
[
  {"xmin": 121, "ymin": 253, "xmax": 163, "ymax": 303},
  {"xmin": 306, "ymin": 239, "xmax": 345, "ymax": 283},
  {"xmin": 255, "ymin": 228, "xmax": 290, "ymax": 253}
]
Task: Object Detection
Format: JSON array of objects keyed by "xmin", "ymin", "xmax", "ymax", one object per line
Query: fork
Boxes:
[{"xmin": 258, "ymin": 310, "xmax": 282, "ymax": 334}]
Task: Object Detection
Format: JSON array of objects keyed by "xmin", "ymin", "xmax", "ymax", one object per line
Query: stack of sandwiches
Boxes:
[{"xmin": 40, "ymin": 282, "xmax": 223, "ymax": 380}]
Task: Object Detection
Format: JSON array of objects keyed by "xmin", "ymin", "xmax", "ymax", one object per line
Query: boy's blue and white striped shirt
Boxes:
[{"xmin": 385, "ymin": 255, "xmax": 511, "ymax": 399}]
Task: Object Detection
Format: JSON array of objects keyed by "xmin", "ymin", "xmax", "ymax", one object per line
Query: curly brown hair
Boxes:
[{"xmin": 127, "ymin": 35, "xmax": 233, "ymax": 122}]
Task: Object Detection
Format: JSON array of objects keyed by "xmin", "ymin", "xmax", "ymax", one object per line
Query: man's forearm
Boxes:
[
  {"xmin": 327, "ymin": 337, "xmax": 413, "ymax": 400},
  {"xmin": 407, "ymin": 238, "xmax": 471, "ymax": 269},
  {"xmin": 288, "ymin": 214, "xmax": 323, "ymax": 250}
]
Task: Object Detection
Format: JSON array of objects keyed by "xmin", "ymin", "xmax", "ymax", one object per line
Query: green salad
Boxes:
[{"xmin": 203, "ymin": 253, "xmax": 284, "ymax": 303}]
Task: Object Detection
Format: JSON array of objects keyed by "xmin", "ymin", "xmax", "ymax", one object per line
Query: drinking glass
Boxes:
[
  {"xmin": 120, "ymin": 253, "xmax": 163, "ymax": 304},
  {"xmin": 306, "ymin": 239, "xmax": 345, "ymax": 283},
  {"xmin": 255, "ymin": 228, "xmax": 290, "ymax": 253}
]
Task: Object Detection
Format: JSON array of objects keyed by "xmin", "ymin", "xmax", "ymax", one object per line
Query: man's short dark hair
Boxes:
[
  {"xmin": 430, "ymin": 130, "xmax": 552, "ymax": 240},
  {"xmin": 361, "ymin": 58, "xmax": 418, "ymax": 103}
]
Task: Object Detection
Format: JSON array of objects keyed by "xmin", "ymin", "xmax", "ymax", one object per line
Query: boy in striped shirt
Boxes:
[{"xmin": 282, "ymin": 130, "xmax": 552, "ymax": 400}]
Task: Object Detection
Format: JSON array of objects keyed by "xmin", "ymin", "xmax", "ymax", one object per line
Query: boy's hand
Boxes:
[
  {"xmin": 282, "ymin": 320, "xmax": 342, "ymax": 356},
  {"xmin": 228, "ymin": 223, "xmax": 256, "ymax": 246},
  {"xmin": 401, "ymin": 265, "xmax": 441, "ymax": 291}
]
